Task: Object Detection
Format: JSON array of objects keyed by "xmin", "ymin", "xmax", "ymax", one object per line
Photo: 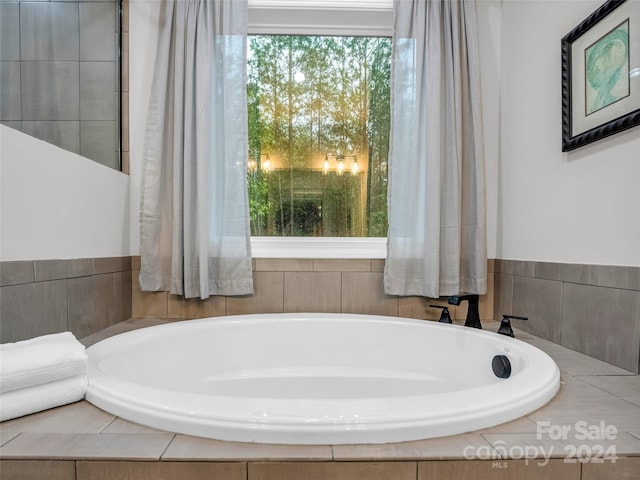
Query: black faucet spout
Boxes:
[{"xmin": 448, "ymin": 293, "xmax": 482, "ymax": 329}]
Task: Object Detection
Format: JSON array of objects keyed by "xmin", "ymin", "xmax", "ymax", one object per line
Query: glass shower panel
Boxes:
[{"xmin": 0, "ymin": 0, "xmax": 121, "ymax": 170}]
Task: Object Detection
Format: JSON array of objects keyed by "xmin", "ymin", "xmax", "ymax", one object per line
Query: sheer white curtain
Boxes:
[
  {"xmin": 384, "ymin": 0, "xmax": 487, "ymax": 298},
  {"xmin": 139, "ymin": 0, "xmax": 253, "ymax": 299}
]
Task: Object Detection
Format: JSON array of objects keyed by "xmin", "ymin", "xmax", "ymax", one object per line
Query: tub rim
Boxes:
[{"xmin": 86, "ymin": 313, "xmax": 561, "ymax": 444}]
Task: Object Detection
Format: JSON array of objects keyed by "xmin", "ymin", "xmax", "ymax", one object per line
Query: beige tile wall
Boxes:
[
  {"xmin": 0, "ymin": 460, "xmax": 76, "ymax": 480},
  {"xmin": 131, "ymin": 257, "xmax": 495, "ymax": 323},
  {"xmin": 76, "ymin": 461, "xmax": 246, "ymax": 480},
  {"xmin": 248, "ymin": 461, "xmax": 417, "ymax": 480},
  {"xmin": 0, "ymin": 459, "xmax": 590, "ymax": 480},
  {"xmin": 418, "ymin": 460, "xmax": 580, "ymax": 479},
  {"xmin": 0, "ymin": 257, "xmax": 132, "ymax": 343},
  {"xmin": 494, "ymin": 260, "xmax": 640, "ymax": 373}
]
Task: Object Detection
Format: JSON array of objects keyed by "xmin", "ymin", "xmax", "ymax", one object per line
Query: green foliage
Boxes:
[
  {"xmin": 247, "ymin": 170, "xmax": 270, "ymax": 235},
  {"xmin": 276, "ymin": 200, "xmax": 322, "ymax": 236},
  {"xmin": 247, "ymin": 36, "xmax": 391, "ymax": 237}
]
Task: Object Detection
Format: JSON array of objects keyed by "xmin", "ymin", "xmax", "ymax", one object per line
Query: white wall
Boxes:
[
  {"xmin": 498, "ymin": 0, "xmax": 640, "ymax": 267},
  {"xmin": 0, "ymin": 126, "xmax": 130, "ymax": 261}
]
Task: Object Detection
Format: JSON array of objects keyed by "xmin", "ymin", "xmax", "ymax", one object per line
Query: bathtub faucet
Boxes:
[{"xmin": 447, "ymin": 293, "xmax": 482, "ymax": 329}]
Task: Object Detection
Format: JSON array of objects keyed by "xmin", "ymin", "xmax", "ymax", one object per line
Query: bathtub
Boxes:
[{"xmin": 85, "ymin": 313, "xmax": 560, "ymax": 444}]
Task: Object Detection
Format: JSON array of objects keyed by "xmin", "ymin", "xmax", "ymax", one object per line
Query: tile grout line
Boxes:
[
  {"xmin": 479, "ymin": 432, "xmax": 506, "ymax": 460},
  {"xmin": 65, "ymin": 276, "xmax": 71, "ymax": 333},
  {"xmin": 339, "ymin": 271, "xmax": 343, "ymax": 313},
  {"xmin": 99, "ymin": 416, "xmax": 118, "ymax": 434},
  {"xmin": 18, "ymin": 2, "xmax": 22, "ymax": 126},
  {"xmin": 0, "ymin": 432, "xmax": 23, "ymax": 450},
  {"xmin": 158, "ymin": 433, "xmax": 177, "ymax": 462},
  {"xmin": 570, "ymin": 377, "xmax": 640, "ymax": 409},
  {"xmin": 559, "ymin": 280, "xmax": 565, "ymax": 347}
]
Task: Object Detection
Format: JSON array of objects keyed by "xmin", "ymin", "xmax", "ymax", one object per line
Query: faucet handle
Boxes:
[
  {"xmin": 503, "ymin": 314, "xmax": 528, "ymax": 321},
  {"xmin": 497, "ymin": 314, "xmax": 528, "ymax": 337},
  {"xmin": 430, "ymin": 305, "xmax": 452, "ymax": 323}
]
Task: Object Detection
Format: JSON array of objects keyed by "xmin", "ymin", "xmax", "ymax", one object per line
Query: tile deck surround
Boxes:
[{"xmin": 1, "ymin": 319, "xmax": 639, "ymax": 479}]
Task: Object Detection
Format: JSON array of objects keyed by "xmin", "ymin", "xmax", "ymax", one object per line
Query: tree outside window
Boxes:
[{"xmin": 247, "ymin": 35, "xmax": 391, "ymax": 237}]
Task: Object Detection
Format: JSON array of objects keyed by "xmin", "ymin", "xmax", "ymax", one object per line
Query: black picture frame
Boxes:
[{"xmin": 561, "ymin": 0, "xmax": 640, "ymax": 152}]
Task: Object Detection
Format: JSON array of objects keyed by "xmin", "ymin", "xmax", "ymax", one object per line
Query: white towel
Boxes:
[
  {"xmin": 0, "ymin": 332, "xmax": 87, "ymax": 393},
  {"xmin": 0, "ymin": 374, "xmax": 88, "ymax": 422}
]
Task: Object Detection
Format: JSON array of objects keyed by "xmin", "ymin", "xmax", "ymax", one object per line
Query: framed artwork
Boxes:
[{"xmin": 561, "ymin": 0, "xmax": 640, "ymax": 152}]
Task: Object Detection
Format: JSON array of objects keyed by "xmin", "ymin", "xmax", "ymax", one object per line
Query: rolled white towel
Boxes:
[
  {"xmin": 0, "ymin": 374, "xmax": 88, "ymax": 422},
  {"xmin": 0, "ymin": 332, "xmax": 87, "ymax": 393}
]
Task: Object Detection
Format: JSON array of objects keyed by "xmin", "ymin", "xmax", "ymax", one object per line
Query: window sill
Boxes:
[{"xmin": 251, "ymin": 237, "xmax": 387, "ymax": 259}]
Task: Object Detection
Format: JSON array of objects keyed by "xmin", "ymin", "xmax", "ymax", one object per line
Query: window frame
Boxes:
[
  {"xmin": 248, "ymin": 0, "xmax": 392, "ymax": 36},
  {"xmin": 247, "ymin": 0, "xmax": 392, "ymax": 259}
]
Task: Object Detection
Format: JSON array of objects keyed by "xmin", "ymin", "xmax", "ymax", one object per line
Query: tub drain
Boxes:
[{"xmin": 492, "ymin": 355, "xmax": 511, "ymax": 378}]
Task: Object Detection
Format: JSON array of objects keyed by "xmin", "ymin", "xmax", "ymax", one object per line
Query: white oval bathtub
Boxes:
[{"xmin": 85, "ymin": 313, "xmax": 560, "ymax": 444}]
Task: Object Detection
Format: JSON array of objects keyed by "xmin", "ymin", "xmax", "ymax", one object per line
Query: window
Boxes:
[
  {"xmin": 247, "ymin": 35, "xmax": 391, "ymax": 238},
  {"xmin": 247, "ymin": 0, "xmax": 392, "ymax": 257}
]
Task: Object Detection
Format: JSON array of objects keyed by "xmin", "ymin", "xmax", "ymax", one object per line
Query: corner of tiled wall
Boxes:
[
  {"xmin": 121, "ymin": 0, "xmax": 130, "ymax": 174},
  {"xmin": 0, "ymin": 257, "xmax": 133, "ymax": 343},
  {"xmin": 493, "ymin": 259, "xmax": 640, "ymax": 373}
]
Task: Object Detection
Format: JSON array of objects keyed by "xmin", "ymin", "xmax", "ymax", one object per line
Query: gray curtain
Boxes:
[
  {"xmin": 384, "ymin": 0, "xmax": 487, "ymax": 298},
  {"xmin": 139, "ymin": 0, "xmax": 253, "ymax": 299}
]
